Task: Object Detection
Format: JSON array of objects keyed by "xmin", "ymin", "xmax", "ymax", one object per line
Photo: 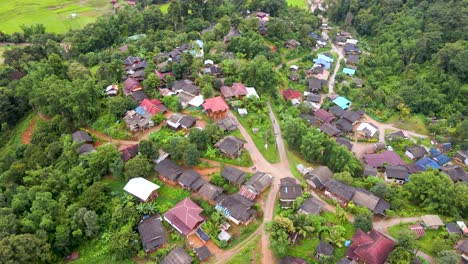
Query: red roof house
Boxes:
[
  {"xmin": 164, "ymin": 198, "xmax": 204, "ymax": 236},
  {"xmin": 363, "ymin": 150, "xmax": 405, "ymax": 168},
  {"xmin": 221, "ymin": 83, "xmax": 248, "ymax": 99},
  {"xmin": 346, "ymin": 229, "xmax": 395, "ymax": 264},
  {"xmin": 203, "ymin": 96, "xmax": 229, "ymax": 120},
  {"xmin": 155, "ymin": 70, "xmax": 173, "ymax": 84},
  {"xmin": 282, "ymin": 89, "xmax": 302, "ymax": 101},
  {"xmin": 315, "ymin": 109, "xmax": 335, "ymax": 123},
  {"xmin": 139, "ymin": 99, "xmax": 167, "ymax": 115},
  {"xmin": 124, "ymin": 78, "xmax": 142, "ymax": 95}
]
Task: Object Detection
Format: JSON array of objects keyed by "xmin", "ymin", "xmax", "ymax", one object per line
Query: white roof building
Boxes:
[
  {"xmin": 189, "ymin": 95, "xmax": 204, "ymax": 108},
  {"xmin": 357, "ymin": 122, "xmax": 378, "ymax": 137},
  {"xmin": 246, "ymin": 87, "xmax": 259, "ymax": 98},
  {"xmin": 346, "ymin": 39, "xmax": 359, "ymax": 45},
  {"xmin": 123, "ymin": 177, "xmax": 160, "ymax": 202}
]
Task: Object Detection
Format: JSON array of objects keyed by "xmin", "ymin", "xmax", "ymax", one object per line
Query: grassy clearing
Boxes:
[
  {"xmin": 0, "ymin": 112, "xmax": 35, "ymax": 150},
  {"xmin": 387, "ymin": 115, "xmax": 429, "ymax": 136},
  {"xmin": 287, "ymin": 0, "xmax": 308, "ymax": 8},
  {"xmin": 286, "ymin": 146, "xmax": 317, "ymax": 183},
  {"xmin": 0, "ymin": 0, "xmax": 112, "ymax": 34},
  {"xmin": 157, "ymin": 2, "xmax": 170, "ymax": 13},
  {"xmin": 72, "ymin": 239, "xmax": 136, "ymax": 264},
  {"xmin": 235, "ymin": 112, "xmax": 280, "ymax": 163},
  {"xmin": 388, "ymin": 223, "xmax": 460, "ymax": 257},
  {"xmin": 224, "ymin": 236, "xmax": 261, "ymax": 264}
]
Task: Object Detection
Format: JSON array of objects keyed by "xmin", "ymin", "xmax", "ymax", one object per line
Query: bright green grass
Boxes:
[
  {"xmin": 287, "ymin": 0, "xmax": 308, "ymax": 8},
  {"xmin": 0, "ymin": 0, "xmax": 112, "ymax": 34},
  {"xmin": 386, "ymin": 115, "xmax": 429, "ymax": 136},
  {"xmin": 388, "ymin": 223, "xmax": 458, "ymax": 257},
  {"xmin": 158, "ymin": 2, "xmax": 170, "ymax": 13},
  {"xmin": 224, "ymin": 237, "xmax": 261, "ymax": 264}
]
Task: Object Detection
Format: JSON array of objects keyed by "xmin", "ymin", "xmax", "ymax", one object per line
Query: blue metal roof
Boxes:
[
  {"xmin": 429, "ymin": 148, "xmax": 441, "ymax": 156},
  {"xmin": 416, "ymin": 157, "xmax": 440, "ymax": 171},
  {"xmin": 434, "ymin": 154, "xmax": 450, "ymax": 166},
  {"xmin": 318, "ymin": 54, "xmax": 334, "ymax": 63},
  {"xmin": 135, "ymin": 106, "xmax": 146, "ymax": 115},
  {"xmin": 332, "ymin": 96, "xmax": 351, "ymax": 110},
  {"xmin": 313, "ymin": 58, "xmax": 331, "ymax": 69},
  {"xmin": 343, "ymin": 68, "xmax": 356, "ymax": 75}
]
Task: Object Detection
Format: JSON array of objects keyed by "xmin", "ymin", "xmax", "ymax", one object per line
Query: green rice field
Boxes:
[
  {"xmin": 0, "ymin": 0, "xmax": 113, "ymax": 34},
  {"xmin": 287, "ymin": 0, "xmax": 308, "ymax": 8}
]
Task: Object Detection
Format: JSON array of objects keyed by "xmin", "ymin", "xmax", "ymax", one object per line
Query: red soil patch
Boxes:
[
  {"xmin": 270, "ymin": 45, "xmax": 277, "ymax": 52},
  {"xmin": 21, "ymin": 116, "xmax": 36, "ymax": 144}
]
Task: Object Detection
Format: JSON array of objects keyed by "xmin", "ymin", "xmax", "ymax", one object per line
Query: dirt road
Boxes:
[{"xmin": 323, "ymin": 31, "xmax": 345, "ymax": 96}]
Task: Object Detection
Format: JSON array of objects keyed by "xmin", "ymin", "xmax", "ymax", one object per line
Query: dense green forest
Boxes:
[{"xmin": 327, "ymin": 0, "xmax": 467, "ymax": 146}]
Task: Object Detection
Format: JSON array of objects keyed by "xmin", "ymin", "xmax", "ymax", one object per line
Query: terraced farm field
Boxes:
[{"xmin": 0, "ymin": 0, "xmax": 113, "ymax": 34}]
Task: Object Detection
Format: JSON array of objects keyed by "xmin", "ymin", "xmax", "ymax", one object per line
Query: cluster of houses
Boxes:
[
  {"xmin": 336, "ymin": 32, "xmax": 361, "ymax": 77},
  {"xmin": 121, "ymin": 156, "xmax": 273, "ymax": 261}
]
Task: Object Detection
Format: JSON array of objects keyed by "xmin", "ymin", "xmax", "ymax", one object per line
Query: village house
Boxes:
[
  {"xmin": 131, "ymin": 90, "xmax": 147, "ymax": 102},
  {"xmin": 405, "ymin": 145, "xmax": 428, "ymax": 160},
  {"xmin": 216, "ymin": 117, "xmax": 238, "ymax": 132},
  {"xmin": 239, "ymin": 171, "xmax": 273, "ymax": 200},
  {"xmin": 402, "ymin": 163, "xmax": 422, "ymax": 174},
  {"xmin": 316, "ymin": 241, "xmax": 334, "ymax": 259},
  {"xmin": 346, "ymin": 229, "xmax": 395, "ymax": 264},
  {"xmin": 353, "ymin": 78, "xmax": 364, "ymax": 88},
  {"xmin": 198, "ymin": 183, "xmax": 223, "ymax": 204},
  {"xmin": 164, "ymin": 198, "xmax": 204, "ymax": 236},
  {"xmin": 343, "ymin": 43, "xmax": 361, "ymax": 55},
  {"xmin": 416, "ymin": 157, "xmax": 440, "ymax": 171},
  {"xmin": 281, "ymin": 256, "xmax": 308, "ymax": 264},
  {"xmin": 300, "ymin": 114, "xmax": 320, "ymax": 127},
  {"xmin": 356, "ymin": 122, "xmax": 378, "ymax": 138},
  {"xmin": 343, "ymin": 110, "xmax": 364, "ymax": 125},
  {"xmin": 215, "ymin": 193, "xmax": 255, "ymax": 225},
  {"xmin": 282, "ymin": 89, "xmax": 302, "ymax": 105},
  {"xmin": 363, "ymin": 166, "xmax": 378, "ymax": 177},
  {"xmin": 120, "ymin": 144, "xmax": 139, "ymax": 162},
  {"xmin": 177, "ymin": 170, "xmax": 206, "ymax": 191},
  {"xmin": 384, "ymin": 166, "xmax": 410, "ymax": 184},
  {"xmin": 319, "ymin": 123, "xmax": 342, "ymax": 137},
  {"xmin": 154, "ymin": 70, "xmax": 173, "ymax": 87},
  {"xmin": 171, "ymin": 80, "xmax": 201, "ymax": 96},
  {"xmin": 124, "ymin": 77, "xmax": 142, "ymax": 96},
  {"xmin": 421, "ymin": 215, "xmax": 444, "ymax": 229},
  {"xmin": 305, "ymin": 166, "xmax": 333, "ymax": 190},
  {"xmin": 363, "ymin": 151, "xmax": 405, "ymax": 168},
  {"xmin": 123, "ymin": 109, "xmax": 153, "ymax": 132},
  {"xmin": 279, "ymin": 177, "xmax": 303, "ymax": 209},
  {"xmin": 345, "ymin": 54, "xmax": 360, "ymax": 65},
  {"xmin": 446, "ymin": 223, "xmax": 463, "ymax": 235},
  {"xmin": 72, "ymin": 131, "xmax": 93, "ymax": 144},
  {"xmin": 77, "ymin": 144, "xmax": 95, "ymax": 155},
  {"xmin": 429, "ymin": 148, "xmax": 451, "ymax": 166},
  {"xmin": 195, "ymin": 246, "xmax": 211, "ymax": 262},
  {"xmin": 385, "ymin": 130, "xmax": 409, "ymax": 142},
  {"xmin": 221, "ymin": 166, "xmax": 247, "ymax": 185},
  {"xmin": 255, "ymin": 11, "xmax": 270, "ymax": 23},
  {"xmin": 202, "ymin": 96, "xmax": 229, "ymax": 120},
  {"xmin": 215, "ymin": 136, "xmax": 246, "ymax": 159},
  {"xmin": 314, "ymin": 109, "xmax": 335, "ymax": 123},
  {"xmin": 308, "ymin": 77, "xmax": 327, "ymax": 92},
  {"xmin": 155, "ymin": 158, "xmax": 184, "ymax": 185},
  {"xmin": 123, "ymin": 177, "xmax": 160, "ymax": 202},
  {"xmin": 352, "ymin": 189, "xmax": 390, "ymax": 216},
  {"xmin": 329, "ymin": 105, "xmax": 346, "ymax": 118},
  {"xmin": 285, "ymin": 39, "xmax": 301, "ymax": 49},
  {"xmin": 220, "ymin": 83, "xmax": 248, "ymax": 100},
  {"xmin": 441, "ymin": 165, "xmax": 468, "ymax": 183},
  {"xmin": 335, "ymin": 118, "xmax": 354, "ymax": 134},
  {"xmin": 105, "ymin": 84, "xmax": 119, "ymax": 96},
  {"xmin": 458, "ymin": 240, "xmax": 468, "ymax": 263},
  {"xmin": 336, "ymin": 137, "xmax": 353, "ymax": 151},
  {"xmin": 298, "ymin": 196, "xmax": 323, "ymax": 215},
  {"xmin": 166, "ymin": 113, "xmax": 197, "ymax": 130},
  {"xmin": 332, "ymin": 96, "xmax": 351, "ymax": 110},
  {"xmin": 324, "ymin": 179, "xmax": 356, "ymax": 206},
  {"xmin": 138, "ymin": 215, "xmax": 167, "ymax": 252},
  {"xmin": 454, "ymin": 150, "xmax": 468, "ymax": 165},
  {"xmin": 139, "ymin": 98, "xmax": 167, "ymax": 115},
  {"xmin": 161, "ymin": 247, "xmax": 193, "ymax": 264}
]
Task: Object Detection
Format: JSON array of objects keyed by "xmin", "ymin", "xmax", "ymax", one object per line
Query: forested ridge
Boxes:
[{"xmin": 328, "ymin": 0, "xmax": 467, "ymax": 145}]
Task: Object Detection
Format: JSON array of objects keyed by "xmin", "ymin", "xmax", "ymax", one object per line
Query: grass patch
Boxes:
[
  {"xmin": 0, "ymin": 112, "xmax": 35, "ymax": 150},
  {"xmin": 235, "ymin": 112, "xmax": 280, "ymax": 163},
  {"xmin": 286, "ymin": 145, "xmax": 317, "ymax": 183},
  {"xmin": 72, "ymin": 238, "xmax": 136, "ymax": 264},
  {"xmin": 225, "ymin": 217, "xmax": 262, "ymax": 249},
  {"xmin": 153, "ymin": 178, "xmax": 191, "ymax": 214},
  {"xmin": 386, "ymin": 115, "xmax": 429, "ymax": 136},
  {"xmin": 0, "ymin": 0, "xmax": 112, "ymax": 34},
  {"xmin": 157, "ymin": 2, "xmax": 170, "ymax": 13},
  {"xmin": 205, "ymin": 149, "xmax": 253, "ymax": 167},
  {"xmin": 287, "ymin": 0, "xmax": 308, "ymax": 8},
  {"xmin": 287, "ymin": 237, "xmax": 320, "ymax": 262},
  {"xmin": 388, "ymin": 223, "xmax": 460, "ymax": 257},
  {"xmin": 222, "ymin": 236, "xmax": 261, "ymax": 264},
  {"xmin": 91, "ymin": 113, "xmax": 132, "ymax": 140}
]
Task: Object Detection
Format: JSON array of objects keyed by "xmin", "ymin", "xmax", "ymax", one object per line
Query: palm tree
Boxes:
[{"xmin": 289, "ymin": 214, "xmax": 316, "ymax": 243}]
